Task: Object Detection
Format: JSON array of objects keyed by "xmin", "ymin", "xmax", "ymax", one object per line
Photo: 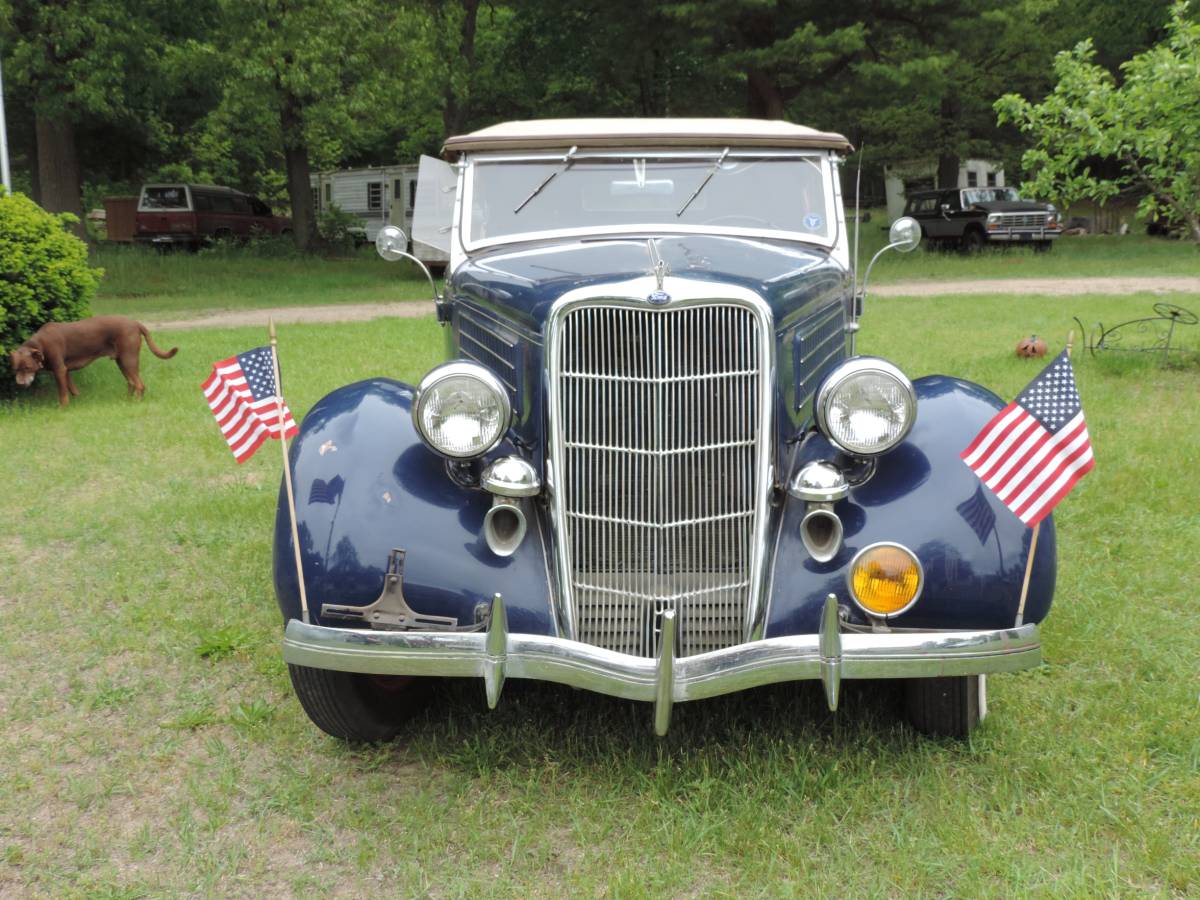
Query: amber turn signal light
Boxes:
[{"xmin": 848, "ymin": 543, "xmax": 923, "ymax": 617}]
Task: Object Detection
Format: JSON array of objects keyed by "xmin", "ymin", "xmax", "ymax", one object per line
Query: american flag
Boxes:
[
  {"xmin": 202, "ymin": 346, "xmax": 298, "ymax": 463},
  {"xmin": 961, "ymin": 351, "xmax": 1093, "ymax": 527}
]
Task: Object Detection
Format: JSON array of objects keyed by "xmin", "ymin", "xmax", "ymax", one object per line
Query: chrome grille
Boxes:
[
  {"xmin": 997, "ymin": 212, "xmax": 1047, "ymax": 228},
  {"xmin": 550, "ymin": 302, "xmax": 769, "ymax": 658}
]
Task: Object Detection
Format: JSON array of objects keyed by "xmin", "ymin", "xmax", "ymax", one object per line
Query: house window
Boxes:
[
  {"xmin": 367, "ymin": 182, "xmax": 383, "ymax": 211},
  {"xmin": 966, "ymin": 171, "xmax": 978, "ymax": 187},
  {"xmin": 312, "ymin": 187, "xmax": 320, "ymax": 210},
  {"xmin": 393, "ymin": 180, "xmax": 402, "ymax": 200},
  {"xmin": 986, "ymin": 171, "xmax": 998, "ymax": 187},
  {"xmin": 409, "ymin": 180, "xmax": 418, "ymax": 208},
  {"xmin": 324, "ymin": 183, "xmax": 331, "ymax": 203}
]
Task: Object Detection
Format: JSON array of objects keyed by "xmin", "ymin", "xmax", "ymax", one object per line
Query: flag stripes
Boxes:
[
  {"xmin": 961, "ymin": 351, "xmax": 1093, "ymax": 527},
  {"xmin": 202, "ymin": 348, "xmax": 298, "ymax": 463}
]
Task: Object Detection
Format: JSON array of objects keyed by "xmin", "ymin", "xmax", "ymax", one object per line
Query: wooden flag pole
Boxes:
[
  {"xmin": 270, "ymin": 318, "xmax": 309, "ymax": 624},
  {"xmin": 1014, "ymin": 330, "xmax": 1073, "ymax": 627}
]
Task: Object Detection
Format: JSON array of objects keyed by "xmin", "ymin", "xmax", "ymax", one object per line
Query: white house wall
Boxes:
[{"xmin": 310, "ymin": 165, "xmax": 447, "ymax": 262}]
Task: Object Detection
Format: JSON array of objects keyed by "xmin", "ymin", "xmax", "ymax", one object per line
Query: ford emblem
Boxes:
[{"xmin": 647, "ymin": 290, "xmax": 671, "ymax": 305}]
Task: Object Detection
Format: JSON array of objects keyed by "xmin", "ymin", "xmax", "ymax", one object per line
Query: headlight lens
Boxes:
[
  {"xmin": 848, "ymin": 542, "xmax": 923, "ymax": 617},
  {"xmin": 414, "ymin": 362, "xmax": 511, "ymax": 458},
  {"xmin": 816, "ymin": 357, "xmax": 916, "ymax": 456}
]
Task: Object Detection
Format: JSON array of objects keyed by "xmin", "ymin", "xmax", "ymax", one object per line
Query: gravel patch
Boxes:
[
  {"xmin": 872, "ymin": 276, "xmax": 1200, "ymax": 297},
  {"xmin": 147, "ymin": 301, "xmax": 433, "ymax": 331}
]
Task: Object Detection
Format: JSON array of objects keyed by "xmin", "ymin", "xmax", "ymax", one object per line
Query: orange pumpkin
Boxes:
[{"xmin": 1016, "ymin": 335, "xmax": 1048, "ymax": 358}]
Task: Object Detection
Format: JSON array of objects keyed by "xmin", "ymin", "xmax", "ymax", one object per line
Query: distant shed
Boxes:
[{"xmin": 104, "ymin": 196, "xmax": 138, "ymax": 242}]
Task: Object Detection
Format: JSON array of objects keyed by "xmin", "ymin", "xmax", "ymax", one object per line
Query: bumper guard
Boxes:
[{"xmin": 283, "ymin": 594, "xmax": 1041, "ymax": 735}]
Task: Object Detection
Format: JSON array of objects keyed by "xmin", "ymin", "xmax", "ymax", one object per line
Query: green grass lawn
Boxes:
[
  {"xmin": 92, "ymin": 244, "xmax": 434, "ymax": 319},
  {"xmin": 855, "ymin": 209, "xmax": 1199, "ymax": 283},
  {"xmin": 1, "ymin": 293, "xmax": 1198, "ymax": 895}
]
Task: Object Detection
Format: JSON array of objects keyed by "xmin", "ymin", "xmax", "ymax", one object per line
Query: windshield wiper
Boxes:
[
  {"xmin": 676, "ymin": 148, "xmax": 729, "ymax": 217},
  {"xmin": 514, "ymin": 146, "xmax": 578, "ymax": 214}
]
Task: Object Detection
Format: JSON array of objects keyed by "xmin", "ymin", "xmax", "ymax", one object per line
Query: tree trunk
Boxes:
[
  {"xmin": 34, "ymin": 111, "xmax": 85, "ymax": 238},
  {"xmin": 27, "ymin": 127, "xmax": 42, "ymax": 204},
  {"xmin": 746, "ymin": 68, "xmax": 785, "ymax": 118},
  {"xmin": 279, "ymin": 91, "xmax": 317, "ymax": 252},
  {"xmin": 936, "ymin": 95, "xmax": 960, "ymax": 189},
  {"xmin": 937, "ymin": 152, "xmax": 960, "ymax": 190},
  {"xmin": 442, "ymin": 0, "xmax": 481, "ymax": 139}
]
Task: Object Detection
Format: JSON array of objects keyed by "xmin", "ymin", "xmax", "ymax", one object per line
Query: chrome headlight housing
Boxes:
[
  {"xmin": 815, "ymin": 357, "xmax": 916, "ymax": 456},
  {"xmin": 413, "ymin": 361, "xmax": 512, "ymax": 459}
]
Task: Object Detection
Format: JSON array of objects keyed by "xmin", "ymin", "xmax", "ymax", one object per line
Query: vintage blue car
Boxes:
[{"xmin": 275, "ymin": 119, "xmax": 1053, "ymax": 741}]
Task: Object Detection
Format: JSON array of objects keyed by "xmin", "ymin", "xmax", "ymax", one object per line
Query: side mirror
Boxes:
[
  {"xmin": 375, "ymin": 225, "xmax": 443, "ymax": 310},
  {"xmin": 850, "ymin": 216, "xmax": 923, "ymax": 354},
  {"xmin": 376, "ymin": 224, "xmax": 410, "ymax": 261},
  {"xmin": 888, "ymin": 216, "xmax": 922, "ymax": 253}
]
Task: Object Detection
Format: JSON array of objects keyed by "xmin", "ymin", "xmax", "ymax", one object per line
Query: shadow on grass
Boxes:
[{"xmin": 327, "ymin": 676, "xmax": 945, "ymax": 787}]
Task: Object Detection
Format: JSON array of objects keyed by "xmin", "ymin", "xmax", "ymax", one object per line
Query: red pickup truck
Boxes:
[{"xmin": 135, "ymin": 184, "xmax": 292, "ymax": 247}]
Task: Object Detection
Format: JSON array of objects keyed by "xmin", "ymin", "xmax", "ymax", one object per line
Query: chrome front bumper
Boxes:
[
  {"xmin": 987, "ymin": 228, "xmax": 1063, "ymax": 242},
  {"xmin": 283, "ymin": 594, "xmax": 1041, "ymax": 735}
]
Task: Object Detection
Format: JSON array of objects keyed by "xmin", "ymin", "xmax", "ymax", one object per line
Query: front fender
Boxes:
[
  {"xmin": 272, "ymin": 378, "xmax": 556, "ymax": 636},
  {"xmin": 765, "ymin": 375, "xmax": 1056, "ymax": 636}
]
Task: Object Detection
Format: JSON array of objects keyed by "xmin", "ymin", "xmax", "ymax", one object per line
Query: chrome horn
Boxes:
[
  {"xmin": 788, "ymin": 462, "xmax": 849, "ymax": 563},
  {"xmin": 481, "ymin": 457, "xmax": 541, "ymax": 558},
  {"xmin": 483, "ymin": 498, "xmax": 528, "ymax": 558}
]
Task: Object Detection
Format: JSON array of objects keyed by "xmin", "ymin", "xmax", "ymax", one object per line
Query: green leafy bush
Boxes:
[
  {"xmin": 317, "ymin": 202, "xmax": 366, "ymax": 253},
  {"xmin": 1, "ymin": 192, "xmax": 103, "ymax": 360}
]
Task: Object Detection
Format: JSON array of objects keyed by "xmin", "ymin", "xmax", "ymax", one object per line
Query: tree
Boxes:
[
  {"xmin": 661, "ymin": 1, "xmax": 865, "ymax": 119},
  {"xmin": 0, "ymin": 0, "xmax": 217, "ymax": 233},
  {"xmin": 849, "ymin": 0, "xmax": 1071, "ymax": 189},
  {"xmin": 996, "ymin": 2, "xmax": 1200, "ymax": 242},
  {"xmin": 214, "ymin": 0, "xmax": 404, "ymax": 251}
]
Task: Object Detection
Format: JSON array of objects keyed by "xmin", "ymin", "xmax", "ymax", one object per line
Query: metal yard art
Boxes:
[{"xmin": 1073, "ymin": 302, "xmax": 1197, "ymax": 363}]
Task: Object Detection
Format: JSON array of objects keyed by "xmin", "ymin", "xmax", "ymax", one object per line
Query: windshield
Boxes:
[
  {"xmin": 963, "ymin": 187, "xmax": 1019, "ymax": 204},
  {"xmin": 466, "ymin": 155, "xmax": 832, "ymax": 246},
  {"xmin": 139, "ymin": 186, "xmax": 191, "ymax": 211}
]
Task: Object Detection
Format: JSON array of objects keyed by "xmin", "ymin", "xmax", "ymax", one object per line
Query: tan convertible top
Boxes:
[{"xmin": 442, "ymin": 118, "xmax": 853, "ymax": 155}]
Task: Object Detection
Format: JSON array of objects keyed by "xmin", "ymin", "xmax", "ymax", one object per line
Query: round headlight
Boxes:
[
  {"xmin": 847, "ymin": 542, "xmax": 923, "ymax": 617},
  {"xmin": 414, "ymin": 362, "xmax": 511, "ymax": 459},
  {"xmin": 816, "ymin": 357, "xmax": 916, "ymax": 456}
]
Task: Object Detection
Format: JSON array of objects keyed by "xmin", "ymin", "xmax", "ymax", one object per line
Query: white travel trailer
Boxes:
[{"xmin": 310, "ymin": 162, "xmax": 451, "ymax": 269}]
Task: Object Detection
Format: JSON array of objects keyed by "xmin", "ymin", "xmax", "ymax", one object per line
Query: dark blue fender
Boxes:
[
  {"xmin": 765, "ymin": 375, "xmax": 1056, "ymax": 636},
  {"xmin": 273, "ymin": 379, "xmax": 556, "ymax": 636}
]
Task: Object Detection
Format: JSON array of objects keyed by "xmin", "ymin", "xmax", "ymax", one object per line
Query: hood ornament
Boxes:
[{"xmin": 646, "ymin": 240, "xmax": 671, "ymax": 304}]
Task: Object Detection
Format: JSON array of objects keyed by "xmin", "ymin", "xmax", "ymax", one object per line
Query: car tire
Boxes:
[
  {"xmin": 961, "ymin": 229, "xmax": 986, "ymax": 254},
  {"xmin": 288, "ymin": 664, "xmax": 427, "ymax": 742},
  {"xmin": 1033, "ymin": 240, "xmax": 1051, "ymax": 253},
  {"xmin": 904, "ymin": 675, "xmax": 984, "ymax": 738}
]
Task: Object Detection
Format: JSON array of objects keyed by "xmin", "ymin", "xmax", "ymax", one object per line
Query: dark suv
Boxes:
[
  {"xmin": 135, "ymin": 184, "xmax": 292, "ymax": 247},
  {"xmin": 904, "ymin": 187, "xmax": 1062, "ymax": 251}
]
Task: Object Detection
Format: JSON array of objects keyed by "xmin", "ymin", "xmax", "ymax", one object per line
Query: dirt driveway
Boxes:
[
  {"xmin": 149, "ymin": 275, "xmax": 1200, "ymax": 330},
  {"xmin": 871, "ymin": 275, "xmax": 1200, "ymax": 297}
]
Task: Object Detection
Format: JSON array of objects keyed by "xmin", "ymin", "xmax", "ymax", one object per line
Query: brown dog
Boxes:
[{"xmin": 9, "ymin": 316, "xmax": 178, "ymax": 406}]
